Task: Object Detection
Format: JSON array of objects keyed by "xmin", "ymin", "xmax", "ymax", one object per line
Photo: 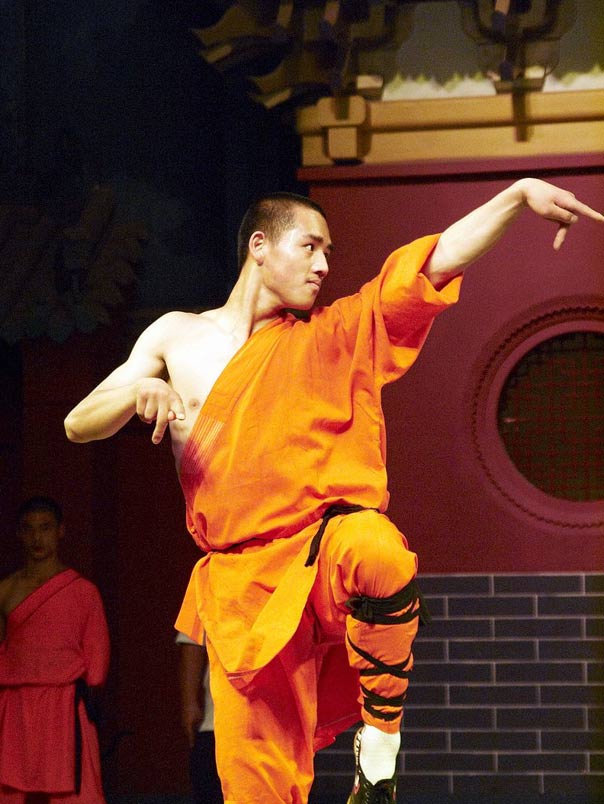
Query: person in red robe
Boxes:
[
  {"xmin": 0, "ymin": 497, "xmax": 110, "ymax": 804},
  {"xmin": 64, "ymin": 180, "xmax": 603, "ymax": 804}
]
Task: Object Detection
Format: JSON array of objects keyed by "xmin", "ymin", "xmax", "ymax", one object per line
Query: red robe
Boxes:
[
  {"xmin": 0, "ymin": 569, "xmax": 110, "ymax": 802},
  {"xmin": 175, "ymin": 235, "xmax": 461, "ymax": 747}
]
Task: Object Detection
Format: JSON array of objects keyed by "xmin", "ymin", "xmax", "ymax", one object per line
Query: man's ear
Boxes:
[{"xmin": 249, "ymin": 230, "xmax": 266, "ymax": 264}]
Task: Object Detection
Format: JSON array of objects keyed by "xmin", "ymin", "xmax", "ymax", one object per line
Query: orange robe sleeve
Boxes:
[{"xmin": 175, "ymin": 235, "xmax": 461, "ymax": 690}]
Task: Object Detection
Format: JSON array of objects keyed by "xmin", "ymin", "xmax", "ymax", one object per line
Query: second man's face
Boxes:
[{"xmin": 18, "ymin": 510, "xmax": 64, "ymax": 563}]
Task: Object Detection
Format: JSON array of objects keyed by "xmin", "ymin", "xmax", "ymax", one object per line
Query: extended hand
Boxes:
[
  {"xmin": 518, "ymin": 178, "xmax": 604, "ymax": 250},
  {"xmin": 135, "ymin": 378, "xmax": 186, "ymax": 444}
]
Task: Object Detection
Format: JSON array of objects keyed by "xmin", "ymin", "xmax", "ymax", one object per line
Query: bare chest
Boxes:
[
  {"xmin": 163, "ymin": 331, "xmax": 243, "ymax": 458},
  {"xmin": 0, "ymin": 576, "xmax": 45, "ymax": 617}
]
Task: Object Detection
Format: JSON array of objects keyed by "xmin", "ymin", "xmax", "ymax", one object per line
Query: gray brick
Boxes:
[
  {"xmin": 586, "ymin": 575, "xmax": 604, "ymax": 593},
  {"xmin": 591, "ymin": 754, "xmax": 604, "ymax": 772},
  {"xmin": 542, "ymin": 730, "xmax": 604, "ymax": 751},
  {"xmin": 449, "ymin": 684, "xmax": 537, "ymax": 706},
  {"xmin": 497, "ymin": 706, "xmax": 585, "ymax": 729},
  {"xmin": 412, "ymin": 640, "xmax": 446, "ymax": 662},
  {"xmin": 309, "ymin": 775, "xmax": 351, "ymax": 800},
  {"xmin": 540, "ymin": 639, "xmax": 604, "ymax": 661},
  {"xmin": 449, "ymin": 639, "xmax": 535, "ymax": 661},
  {"xmin": 404, "ymin": 752, "xmax": 494, "ymax": 773},
  {"xmin": 496, "ymin": 617, "xmax": 583, "ymax": 638},
  {"xmin": 404, "ymin": 706, "xmax": 493, "ymax": 730},
  {"xmin": 400, "ymin": 730, "xmax": 448, "ymax": 751},
  {"xmin": 589, "ymin": 709, "xmax": 604, "ymax": 730},
  {"xmin": 421, "ymin": 597, "xmax": 445, "ymax": 617},
  {"xmin": 419, "ymin": 575, "xmax": 491, "ymax": 596},
  {"xmin": 412, "ymin": 661, "xmax": 492, "ymax": 684},
  {"xmin": 589, "ymin": 664, "xmax": 604, "ymax": 683},
  {"xmin": 498, "ymin": 752, "xmax": 586, "ymax": 772},
  {"xmin": 539, "ymin": 595, "xmax": 604, "ymax": 617},
  {"xmin": 397, "ymin": 773, "xmax": 450, "ymax": 794},
  {"xmin": 313, "ymin": 752, "xmax": 353, "ymax": 773},
  {"xmin": 451, "ymin": 729, "xmax": 537, "ymax": 751},
  {"xmin": 496, "ymin": 661, "xmax": 584, "ymax": 684},
  {"xmin": 453, "ymin": 773, "xmax": 541, "ymax": 794},
  {"xmin": 449, "ymin": 596, "xmax": 533, "ymax": 617},
  {"xmin": 587, "ymin": 618, "xmax": 604, "ymax": 638},
  {"xmin": 495, "ymin": 575, "xmax": 582, "ymax": 594},
  {"xmin": 406, "ymin": 684, "xmax": 446, "ymax": 705},
  {"xmin": 541, "ymin": 684, "xmax": 604, "ymax": 706},
  {"xmin": 543, "ymin": 773, "xmax": 604, "ymax": 794},
  {"xmin": 419, "ymin": 618, "xmax": 492, "ymax": 639}
]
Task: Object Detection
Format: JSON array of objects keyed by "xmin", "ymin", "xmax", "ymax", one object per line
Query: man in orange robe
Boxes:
[
  {"xmin": 0, "ymin": 497, "xmax": 110, "ymax": 804},
  {"xmin": 64, "ymin": 180, "xmax": 603, "ymax": 804}
]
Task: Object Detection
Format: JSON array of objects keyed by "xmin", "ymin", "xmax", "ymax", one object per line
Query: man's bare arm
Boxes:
[
  {"xmin": 64, "ymin": 315, "xmax": 186, "ymax": 445},
  {"xmin": 424, "ymin": 178, "xmax": 604, "ymax": 287},
  {"xmin": 178, "ymin": 641, "xmax": 207, "ymax": 748}
]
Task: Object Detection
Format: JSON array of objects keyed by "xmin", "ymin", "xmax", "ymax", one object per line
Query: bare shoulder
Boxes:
[
  {"xmin": 131, "ymin": 310, "xmax": 214, "ymax": 356},
  {"xmin": 0, "ymin": 572, "xmax": 19, "ymax": 612},
  {"xmin": 148, "ymin": 310, "xmax": 222, "ymax": 339},
  {"xmin": 0, "ymin": 570, "xmax": 18, "ymax": 592}
]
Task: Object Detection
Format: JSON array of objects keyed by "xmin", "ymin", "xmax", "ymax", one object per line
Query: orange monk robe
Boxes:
[
  {"xmin": 175, "ymin": 235, "xmax": 462, "ymax": 747},
  {"xmin": 0, "ymin": 569, "xmax": 110, "ymax": 802}
]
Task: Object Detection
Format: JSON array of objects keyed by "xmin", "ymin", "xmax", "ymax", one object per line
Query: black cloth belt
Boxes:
[
  {"xmin": 305, "ymin": 504, "xmax": 377, "ymax": 567},
  {"xmin": 74, "ymin": 678, "xmax": 100, "ymax": 794}
]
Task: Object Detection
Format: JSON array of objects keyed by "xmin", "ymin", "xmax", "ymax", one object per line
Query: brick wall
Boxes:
[{"xmin": 311, "ymin": 573, "xmax": 604, "ymax": 802}]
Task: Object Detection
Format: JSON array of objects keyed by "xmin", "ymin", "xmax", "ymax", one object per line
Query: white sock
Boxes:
[{"xmin": 358, "ymin": 725, "xmax": 401, "ymax": 785}]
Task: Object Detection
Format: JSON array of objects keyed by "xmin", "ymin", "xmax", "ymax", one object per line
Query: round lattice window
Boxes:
[
  {"xmin": 497, "ymin": 331, "xmax": 604, "ymax": 502},
  {"xmin": 470, "ymin": 305, "xmax": 604, "ymax": 531}
]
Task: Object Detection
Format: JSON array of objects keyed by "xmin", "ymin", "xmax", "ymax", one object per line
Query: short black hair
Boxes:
[
  {"xmin": 17, "ymin": 496, "xmax": 63, "ymax": 527},
  {"xmin": 237, "ymin": 192, "xmax": 327, "ymax": 269}
]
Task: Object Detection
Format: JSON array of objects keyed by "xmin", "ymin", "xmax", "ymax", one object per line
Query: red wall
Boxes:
[
  {"xmin": 301, "ymin": 153, "xmax": 604, "ymax": 574},
  {"xmin": 12, "ymin": 152, "xmax": 604, "ymax": 794}
]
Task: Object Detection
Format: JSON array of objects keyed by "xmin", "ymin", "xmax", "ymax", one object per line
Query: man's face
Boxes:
[
  {"xmin": 18, "ymin": 510, "xmax": 64, "ymax": 563},
  {"xmin": 260, "ymin": 206, "xmax": 333, "ymax": 310}
]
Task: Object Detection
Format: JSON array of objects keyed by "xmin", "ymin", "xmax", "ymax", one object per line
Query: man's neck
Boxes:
[{"xmin": 22, "ymin": 558, "xmax": 66, "ymax": 584}]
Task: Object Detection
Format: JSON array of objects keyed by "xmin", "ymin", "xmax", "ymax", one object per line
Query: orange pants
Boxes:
[{"xmin": 207, "ymin": 510, "xmax": 423, "ymax": 804}]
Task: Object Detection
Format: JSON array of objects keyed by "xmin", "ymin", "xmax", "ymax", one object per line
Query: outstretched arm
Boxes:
[
  {"xmin": 424, "ymin": 178, "xmax": 604, "ymax": 287},
  {"xmin": 64, "ymin": 314, "xmax": 186, "ymax": 445}
]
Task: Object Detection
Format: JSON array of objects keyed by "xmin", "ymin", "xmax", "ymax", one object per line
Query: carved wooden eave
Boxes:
[
  {"xmin": 296, "ymin": 88, "xmax": 604, "ymax": 166},
  {"xmin": 0, "ymin": 185, "xmax": 147, "ymax": 344}
]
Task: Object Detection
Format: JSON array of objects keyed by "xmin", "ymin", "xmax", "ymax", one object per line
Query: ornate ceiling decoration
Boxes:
[
  {"xmin": 194, "ymin": 0, "xmax": 577, "ymax": 108},
  {"xmin": 0, "ymin": 186, "xmax": 147, "ymax": 343}
]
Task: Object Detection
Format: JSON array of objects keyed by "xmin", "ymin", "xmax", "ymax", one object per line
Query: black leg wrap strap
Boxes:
[
  {"xmin": 346, "ymin": 578, "xmax": 431, "ymax": 626},
  {"xmin": 347, "ymin": 635, "xmax": 413, "ymax": 680},
  {"xmin": 360, "ymin": 684, "xmax": 407, "ymax": 721}
]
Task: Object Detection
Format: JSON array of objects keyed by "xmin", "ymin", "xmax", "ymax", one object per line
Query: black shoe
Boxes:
[{"xmin": 346, "ymin": 727, "xmax": 397, "ymax": 804}]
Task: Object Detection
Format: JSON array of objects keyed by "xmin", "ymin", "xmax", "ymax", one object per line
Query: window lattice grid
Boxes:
[{"xmin": 497, "ymin": 331, "xmax": 604, "ymax": 502}]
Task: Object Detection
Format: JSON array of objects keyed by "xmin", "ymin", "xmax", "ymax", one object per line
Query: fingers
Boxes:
[
  {"xmin": 152, "ymin": 400, "xmax": 170, "ymax": 444},
  {"xmin": 549, "ymin": 195, "xmax": 604, "ymax": 249},
  {"xmin": 134, "ymin": 380, "xmax": 186, "ymax": 444},
  {"xmin": 170, "ymin": 396, "xmax": 187, "ymax": 421},
  {"xmin": 567, "ymin": 198, "xmax": 604, "ymax": 223},
  {"xmin": 547, "ymin": 193, "xmax": 603, "ymax": 249},
  {"xmin": 553, "ymin": 223, "xmax": 569, "ymax": 251}
]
